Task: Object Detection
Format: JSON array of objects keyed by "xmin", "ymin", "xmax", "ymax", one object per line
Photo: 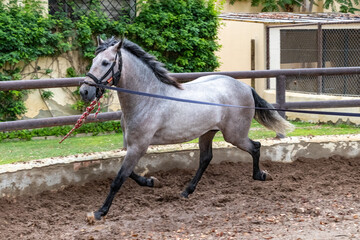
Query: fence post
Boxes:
[
  {"xmin": 276, "ymin": 75, "xmax": 286, "ymax": 118},
  {"xmin": 251, "ymin": 39, "xmax": 255, "ymax": 89},
  {"xmin": 317, "ymin": 23, "xmax": 323, "ymax": 94},
  {"xmin": 276, "ymin": 74, "xmax": 286, "ymax": 138}
]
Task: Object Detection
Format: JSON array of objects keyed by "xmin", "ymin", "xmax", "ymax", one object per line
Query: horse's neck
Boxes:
[{"xmin": 117, "ymin": 51, "xmax": 169, "ymax": 116}]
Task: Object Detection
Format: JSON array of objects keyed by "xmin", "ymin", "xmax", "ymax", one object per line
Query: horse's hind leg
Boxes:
[
  {"xmin": 249, "ymin": 139, "xmax": 272, "ymax": 181},
  {"xmin": 223, "ymin": 131, "xmax": 272, "ymax": 181},
  {"xmin": 227, "ymin": 136, "xmax": 271, "ymax": 181},
  {"xmin": 181, "ymin": 130, "xmax": 218, "ymax": 198},
  {"xmin": 130, "ymin": 172, "xmax": 162, "ymax": 188}
]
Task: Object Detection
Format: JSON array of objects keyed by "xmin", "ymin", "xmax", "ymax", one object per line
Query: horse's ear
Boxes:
[
  {"xmin": 97, "ymin": 36, "xmax": 105, "ymax": 46},
  {"xmin": 113, "ymin": 38, "xmax": 124, "ymax": 52}
]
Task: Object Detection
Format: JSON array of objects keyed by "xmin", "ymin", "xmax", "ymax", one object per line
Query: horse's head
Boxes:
[{"xmin": 80, "ymin": 37, "xmax": 123, "ymax": 102}]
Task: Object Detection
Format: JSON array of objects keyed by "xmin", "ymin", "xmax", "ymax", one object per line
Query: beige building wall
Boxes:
[
  {"xmin": 221, "ymin": 0, "xmax": 325, "ymax": 13},
  {"xmin": 216, "ymin": 19, "xmax": 267, "ymax": 97},
  {"xmin": 20, "ymin": 52, "xmax": 84, "ymax": 119},
  {"xmin": 16, "ymin": 51, "xmax": 120, "ymax": 120},
  {"xmin": 221, "ymin": 0, "xmax": 263, "ymax": 13},
  {"xmin": 216, "ymin": 18, "xmax": 360, "ymax": 125}
]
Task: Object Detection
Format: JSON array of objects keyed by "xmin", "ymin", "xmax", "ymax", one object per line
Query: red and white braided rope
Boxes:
[{"xmin": 59, "ymin": 96, "xmax": 102, "ymax": 143}]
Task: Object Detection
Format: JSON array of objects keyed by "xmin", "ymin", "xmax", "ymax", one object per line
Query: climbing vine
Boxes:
[
  {"xmin": 128, "ymin": 0, "xmax": 221, "ymax": 73},
  {"xmin": 0, "ymin": 69, "xmax": 27, "ymax": 121},
  {"xmin": 0, "ymin": 0, "xmax": 69, "ymax": 68},
  {"xmin": 0, "ymin": 0, "xmax": 222, "ymax": 122},
  {"xmin": 230, "ymin": 0, "xmax": 360, "ymax": 13}
]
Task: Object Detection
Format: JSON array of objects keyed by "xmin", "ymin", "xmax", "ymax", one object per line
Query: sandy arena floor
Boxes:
[{"xmin": 0, "ymin": 155, "xmax": 359, "ymax": 240}]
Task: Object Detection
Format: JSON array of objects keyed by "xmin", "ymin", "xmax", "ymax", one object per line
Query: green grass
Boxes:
[
  {"xmin": 0, "ymin": 120, "xmax": 358, "ymax": 165},
  {"xmin": 0, "ymin": 135, "xmax": 123, "ymax": 165},
  {"xmin": 249, "ymin": 121, "xmax": 360, "ymax": 139}
]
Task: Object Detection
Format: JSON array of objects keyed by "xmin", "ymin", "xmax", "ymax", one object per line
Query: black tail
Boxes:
[{"xmin": 251, "ymin": 88, "xmax": 294, "ymax": 135}]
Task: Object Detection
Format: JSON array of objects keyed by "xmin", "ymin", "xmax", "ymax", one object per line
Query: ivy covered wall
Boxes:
[{"xmin": 0, "ymin": 0, "xmax": 222, "ymax": 120}]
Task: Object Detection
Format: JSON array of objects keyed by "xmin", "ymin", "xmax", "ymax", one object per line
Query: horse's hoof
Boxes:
[
  {"xmin": 180, "ymin": 191, "xmax": 189, "ymax": 199},
  {"xmin": 264, "ymin": 171, "xmax": 273, "ymax": 181},
  {"xmin": 86, "ymin": 211, "xmax": 102, "ymax": 224},
  {"xmin": 253, "ymin": 170, "xmax": 273, "ymax": 181},
  {"xmin": 151, "ymin": 176, "xmax": 162, "ymax": 188}
]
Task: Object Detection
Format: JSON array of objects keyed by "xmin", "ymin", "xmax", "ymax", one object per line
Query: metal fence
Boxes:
[
  {"xmin": 48, "ymin": 0, "xmax": 136, "ymax": 20},
  {"xmin": 268, "ymin": 22, "xmax": 360, "ymax": 96},
  {"xmin": 1, "ymin": 68, "xmax": 360, "ymax": 131}
]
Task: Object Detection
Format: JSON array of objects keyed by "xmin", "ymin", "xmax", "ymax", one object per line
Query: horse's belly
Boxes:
[
  {"xmin": 151, "ymin": 128, "xmax": 218, "ymax": 145},
  {"xmin": 150, "ymin": 116, "xmax": 220, "ymax": 145}
]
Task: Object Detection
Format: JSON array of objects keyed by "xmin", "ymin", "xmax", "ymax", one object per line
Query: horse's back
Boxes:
[
  {"xmin": 182, "ymin": 74, "xmax": 253, "ymax": 105},
  {"xmin": 184, "ymin": 74, "xmax": 244, "ymax": 86}
]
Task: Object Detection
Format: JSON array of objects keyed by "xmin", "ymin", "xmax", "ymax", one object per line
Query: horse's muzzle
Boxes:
[{"xmin": 79, "ymin": 82, "xmax": 97, "ymax": 102}]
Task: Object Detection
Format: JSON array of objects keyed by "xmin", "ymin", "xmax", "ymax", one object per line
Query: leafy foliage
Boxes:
[
  {"xmin": 231, "ymin": 0, "xmax": 360, "ymax": 12},
  {"xmin": 230, "ymin": 0, "xmax": 301, "ymax": 11},
  {"xmin": 323, "ymin": 0, "xmax": 360, "ymax": 13},
  {"xmin": 1, "ymin": 0, "xmax": 222, "ymax": 72},
  {"xmin": 0, "ymin": 0, "xmax": 65, "ymax": 121},
  {"xmin": 0, "ymin": 0, "xmax": 67, "ymax": 68},
  {"xmin": 40, "ymin": 90, "xmax": 54, "ymax": 100},
  {"xmin": 0, "ymin": 0, "xmax": 222, "ymax": 121},
  {"xmin": 128, "ymin": 0, "xmax": 221, "ymax": 72},
  {"xmin": 71, "ymin": 9, "xmax": 129, "ymax": 59},
  {"xmin": 0, "ymin": 69, "xmax": 27, "ymax": 121},
  {"xmin": 0, "ymin": 121, "xmax": 122, "ymax": 141}
]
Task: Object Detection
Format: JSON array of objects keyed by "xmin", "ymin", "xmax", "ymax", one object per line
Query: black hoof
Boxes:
[
  {"xmin": 94, "ymin": 211, "xmax": 103, "ymax": 220},
  {"xmin": 253, "ymin": 170, "xmax": 273, "ymax": 181},
  {"xmin": 86, "ymin": 211, "xmax": 103, "ymax": 224},
  {"xmin": 181, "ymin": 191, "xmax": 189, "ymax": 198}
]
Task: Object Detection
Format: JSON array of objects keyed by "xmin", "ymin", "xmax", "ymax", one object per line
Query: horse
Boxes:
[{"xmin": 79, "ymin": 37, "xmax": 294, "ymax": 222}]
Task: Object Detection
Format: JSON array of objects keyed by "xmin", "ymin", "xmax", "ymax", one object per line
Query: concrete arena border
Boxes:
[{"xmin": 1, "ymin": 134, "xmax": 359, "ymax": 197}]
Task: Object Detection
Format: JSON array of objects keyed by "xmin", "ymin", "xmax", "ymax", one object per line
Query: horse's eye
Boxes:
[{"xmin": 102, "ymin": 61, "xmax": 109, "ymax": 67}]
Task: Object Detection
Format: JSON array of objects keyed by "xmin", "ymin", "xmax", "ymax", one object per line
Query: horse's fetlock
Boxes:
[
  {"xmin": 190, "ymin": 183, "xmax": 197, "ymax": 192},
  {"xmin": 147, "ymin": 178, "xmax": 154, "ymax": 187}
]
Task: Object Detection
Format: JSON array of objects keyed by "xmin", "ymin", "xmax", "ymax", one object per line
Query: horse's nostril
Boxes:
[{"xmin": 84, "ymin": 90, "xmax": 88, "ymax": 96}]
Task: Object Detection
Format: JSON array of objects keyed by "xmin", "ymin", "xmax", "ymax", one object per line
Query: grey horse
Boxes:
[{"xmin": 79, "ymin": 37, "xmax": 294, "ymax": 222}]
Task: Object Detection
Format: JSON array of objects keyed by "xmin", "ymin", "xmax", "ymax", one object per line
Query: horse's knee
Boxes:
[
  {"xmin": 250, "ymin": 140, "xmax": 261, "ymax": 156},
  {"xmin": 252, "ymin": 140, "xmax": 261, "ymax": 150}
]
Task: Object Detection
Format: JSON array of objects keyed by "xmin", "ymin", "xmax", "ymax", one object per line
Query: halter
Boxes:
[{"xmin": 85, "ymin": 50, "xmax": 122, "ymax": 99}]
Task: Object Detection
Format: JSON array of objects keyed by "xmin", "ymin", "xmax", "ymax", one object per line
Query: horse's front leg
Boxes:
[
  {"xmin": 86, "ymin": 146, "xmax": 147, "ymax": 223},
  {"xmin": 181, "ymin": 130, "xmax": 217, "ymax": 198},
  {"xmin": 120, "ymin": 116, "xmax": 127, "ymax": 149}
]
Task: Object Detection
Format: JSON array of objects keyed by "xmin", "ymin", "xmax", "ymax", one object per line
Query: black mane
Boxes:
[{"xmin": 95, "ymin": 37, "xmax": 182, "ymax": 89}]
